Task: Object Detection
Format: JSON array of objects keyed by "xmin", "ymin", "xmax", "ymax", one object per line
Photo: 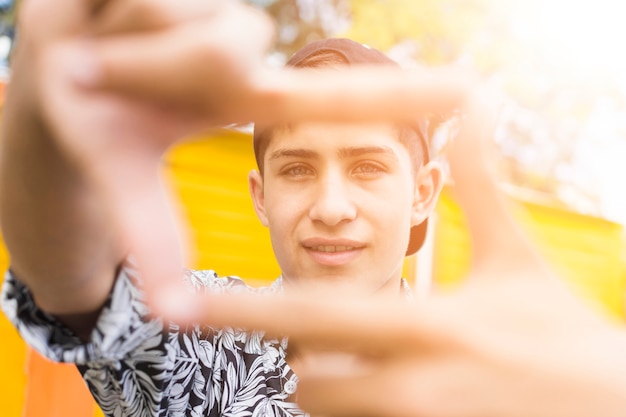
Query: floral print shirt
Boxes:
[{"xmin": 1, "ymin": 264, "xmax": 304, "ymax": 417}]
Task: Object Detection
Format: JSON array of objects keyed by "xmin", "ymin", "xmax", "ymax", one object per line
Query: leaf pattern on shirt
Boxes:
[{"xmin": 1, "ymin": 266, "xmax": 304, "ymax": 417}]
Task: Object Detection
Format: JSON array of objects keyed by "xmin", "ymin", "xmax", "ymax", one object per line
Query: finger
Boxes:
[
  {"xmin": 65, "ymin": 9, "xmax": 469, "ymax": 126},
  {"xmin": 253, "ymin": 66, "xmax": 474, "ymax": 125},
  {"xmin": 74, "ymin": 108, "xmax": 192, "ymax": 308},
  {"xmin": 105, "ymin": 156, "xmax": 189, "ymax": 295},
  {"xmin": 199, "ymin": 291, "xmax": 460, "ymax": 355},
  {"xmin": 446, "ymin": 88, "xmax": 503, "ymax": 178},
  {"xmin": 40, "ymin": 44, "xmax": 193, "ymax": 305},
  {"xmin": 81, "ymin": 47, "xmax": 472, "ymax": 127},
  {"xmin": 447, "ymin": 93, "xmax": 548, "ymax": 278}
]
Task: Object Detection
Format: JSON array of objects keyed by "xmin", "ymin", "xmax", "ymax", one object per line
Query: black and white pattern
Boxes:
[{"xmin": 1, "ymin": 265, "xmax": 305, "ymax": 417}]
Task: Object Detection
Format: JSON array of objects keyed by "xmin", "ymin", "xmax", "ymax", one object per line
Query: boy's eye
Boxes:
[
  {"xmin": 352, "ymin": 162, "xmax": 385, "ymax": 176},
  {"xmin": 282, "ymin": 165, "xmax": 314, "ymax": 177}
]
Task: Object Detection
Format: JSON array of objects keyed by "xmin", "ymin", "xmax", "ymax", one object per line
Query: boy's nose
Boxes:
[{"xmin": 308, "ymin": 176, "xmax": 357, "ymax": 226}]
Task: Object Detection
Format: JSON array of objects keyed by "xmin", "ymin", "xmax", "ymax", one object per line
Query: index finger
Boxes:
[
  {"xmin": 87, "ymin": 57, "xmax": 474, "ymax": 127},
  {"xmin": 193, "ymin": 291, "xmax": 462, "ymax": 355}
]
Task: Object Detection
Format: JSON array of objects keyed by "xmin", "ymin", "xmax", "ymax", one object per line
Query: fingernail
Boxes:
[{"xmin": 67, "ymin": 43, "xmax": 102, "ymax": 88}]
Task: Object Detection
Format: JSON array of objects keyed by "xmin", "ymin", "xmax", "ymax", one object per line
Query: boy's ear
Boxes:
[
  {"xmin": 411, "ymin": 161, "xmax": 444, "ymax": 226},
  {"xmin": 249, "ymin": 170, "xmax": 269, "ymax": 227}
]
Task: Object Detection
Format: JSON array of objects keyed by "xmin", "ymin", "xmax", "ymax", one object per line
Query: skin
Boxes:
[{"xmin": 249, "ymin": 122, "xmax": 442, "ymax": 296}]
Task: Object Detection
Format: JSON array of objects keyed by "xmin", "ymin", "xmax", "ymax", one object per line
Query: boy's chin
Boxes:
[{"xmin": 282, "ymin": 276, "xmax": 389, "ymax": 297}]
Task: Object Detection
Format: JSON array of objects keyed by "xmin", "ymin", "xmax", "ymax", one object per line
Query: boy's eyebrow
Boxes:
[
  {"xmin": 338, "ymin": 146, "xmax": 398, "ymax": 160},
  {"xmin": 269, "ymin": 146, "xmax": 399, "ymax": 162},
  {"xmin": 268, "ymin": 148, "xmax": 319, "ymax": 161}
]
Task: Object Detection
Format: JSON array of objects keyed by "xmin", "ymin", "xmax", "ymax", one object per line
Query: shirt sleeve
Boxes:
[
  {"xmin": 1, "ymin": 264, "xmax": 177, "ymax": 416},
  {"xmin": 0, "ymin": 263, "xmax": 164, "ymax": 365}
]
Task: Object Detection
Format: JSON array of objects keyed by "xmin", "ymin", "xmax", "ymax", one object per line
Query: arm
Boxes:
[{"xmin": 0, "ymin": 13, "xmax": 125, "ymax": 337}]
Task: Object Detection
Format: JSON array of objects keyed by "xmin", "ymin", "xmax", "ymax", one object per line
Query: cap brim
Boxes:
[{"xmin": 406, "ymin": 220, "xmax": 428, "ymax": 256}]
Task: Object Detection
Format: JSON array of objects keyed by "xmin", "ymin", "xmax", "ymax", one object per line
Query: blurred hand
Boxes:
[
  {"xmin": 196, "ymin": 93, "xmax": 626, "ymax": 417},
  {"xmin": 17, "ymin": 0, "xmax": 276, "ymax": 301}
]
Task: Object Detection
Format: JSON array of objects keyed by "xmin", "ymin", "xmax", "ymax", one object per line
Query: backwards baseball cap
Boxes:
[{"xmin": 253, "ymin": 38, "xmax": 430, "ymax": 256}]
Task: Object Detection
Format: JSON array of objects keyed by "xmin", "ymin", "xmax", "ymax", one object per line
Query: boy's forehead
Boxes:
[
  {"xmin": 255, "ymin": 120, "xmax": 426, "ymax": 173},
  {"xmin": 267, "ymin": 123, "xmax": 414, "ymax": 162},
  {"xmin": 268, "ymin": 144, "xmax": 401, "ymax": 162},
  {"xmin": 266, "ymin": 122, "xmax": 404, "ymax": 150}
]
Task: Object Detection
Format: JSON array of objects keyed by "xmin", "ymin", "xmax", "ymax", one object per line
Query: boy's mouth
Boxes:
[
  {"xmin": 310, "ymin": 245, "xmax": 355, "ymax": 253},
  {"xmin": 302, "ymin": 238, "xmax": 365, "ymax": 266}
]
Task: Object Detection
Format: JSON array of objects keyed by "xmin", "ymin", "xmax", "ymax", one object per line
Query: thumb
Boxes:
[{"xmin": 448, "ymin": 90, "xmax": 546, "ymax": 279}]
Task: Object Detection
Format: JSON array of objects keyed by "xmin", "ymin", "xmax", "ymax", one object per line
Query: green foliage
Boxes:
[{"xmin": 343, "ymin": 0, "xmax": 491, "ymax": 65}]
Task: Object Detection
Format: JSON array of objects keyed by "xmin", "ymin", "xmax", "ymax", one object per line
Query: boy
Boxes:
[{"xmin": 1, "ymin": 16, "xmax": 442, "ymax": 417}]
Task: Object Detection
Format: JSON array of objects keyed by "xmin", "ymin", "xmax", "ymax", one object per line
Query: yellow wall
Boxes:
[
  {"xmin": 0, "ymin": 242, "xmax": 27, "ymax": 417},
  {"xmin": 163, "ymin": 130, "xmax": 280, "ymax": 282},
  {"xmin": 433, "ymin": 186, "xmax": 626, "ymax": 319}
]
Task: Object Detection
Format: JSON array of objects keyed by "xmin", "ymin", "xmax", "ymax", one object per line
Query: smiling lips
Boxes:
[
  {"xmin": 302, "ymin": 239, "xmax": 364, "ymax": 266},
  {"xmin": 303, "ymin": 238, "xmax": 363, "ymax": 252},
  {"xmin": 311, "ymin": 245, "xmax": 355, "ymax": 252}
]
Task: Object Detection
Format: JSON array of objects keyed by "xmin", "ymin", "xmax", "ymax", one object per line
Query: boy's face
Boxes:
[{"xmin": 249, "ymin": 122, "xmax": 441, "ymax": 296}]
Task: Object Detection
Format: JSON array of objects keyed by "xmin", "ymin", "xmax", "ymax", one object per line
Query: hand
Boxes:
[
  {"xmin": 16, "ymin": 0, "xmax": 276, "ymax": 302},
  {"xmin": 194, "ymin": 94, "xmax": 626, "ymax": 417}
]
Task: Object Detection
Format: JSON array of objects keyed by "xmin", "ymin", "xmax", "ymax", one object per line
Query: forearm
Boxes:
[{"xmin": 0, "ymin": 41, "xmax": 123, "ymax": 315}]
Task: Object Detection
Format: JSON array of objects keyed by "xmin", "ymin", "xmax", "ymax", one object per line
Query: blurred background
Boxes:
[
  {"xmin": 251, "ymin": 0, "xmax": 626, "ymax": 224},
  {"xmin": 1, "ymin": 0, "xmax": 625, "ymax": 416}
]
